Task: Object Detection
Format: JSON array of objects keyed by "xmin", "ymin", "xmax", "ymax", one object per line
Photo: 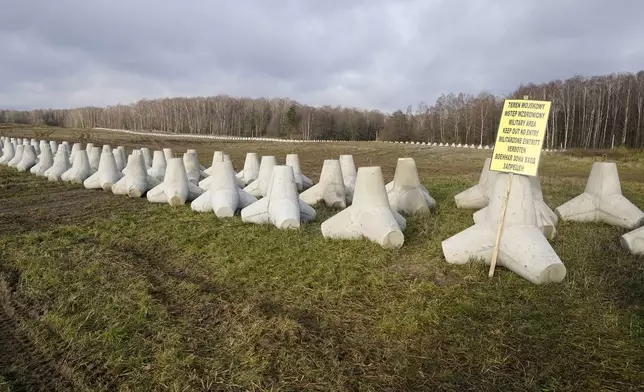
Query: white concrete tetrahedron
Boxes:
[
  {"xmin": 88, "ymin": 146, "xmax": 101, "ymax": 171},
  {"xmin": 285, "ymin": 154, "xmax": 313, "ymax": 191},
  {"xmin": 529, "ymin": 175, "xmax": 558, "ymax": 238},
  {"xmin": 442, "ymin": 174, "xmax": 566, "ymax": 285},
  {"xmin": 473, "ymin": 174, "xmax": 558, "ymax": 239},
  {"xmin": 555, "ymin": 162, "xmax": 644, "ymax": 229},
  {"xmin": 163, "ymin": 148, "xmax": 174, "ymax": 161},
  {"xmin": 85, "ymin": 143, "xmax": 94, "ymax": 155},
  {"xmin": 121, "ymin": 150, "xmax": 137, "ymax": 175},
  {"xmin": 243, "ymin": 155, "xmax": 277, "ymax": 197},
  {"xmin": 186, "ymin": 149, "xmax": 206, "ymax": 171},
  {"xmin": 83, "ymin": 146, "xmax": 123, "ymax": 191},
  {"xmin": 69, "ymin": 143, "xmax": 82, "ymax": 165},
  {"xmin": 385, "ymin": 157, "xmax": 436, "ymax": 215},
  {"xmin": 236, "ymin": 152, "xmax": 261, "ymax": 185},
  {"xmin": 45, "ymin": 146, "xmax": 71, "ymax": 181},
  {"xmin": 113, "ymin": 148, "xmax": 127, "ymax": 172},
  {"xmin": 147, "ymin": 150, "xmax": 167, "ymax": 181},
  {"xmin": 621, "ymin": 226, "xmax": 644, "ymax": 255},
  {"xmin": 321, "ymin": 166, "xmax": 406, "ymax": 249},
  {"xmin": 32, "ymin": 144, "xmax": 54, "ymax": 175},
  {"xmin": 241, "ymin": 165, "xmax": 316, "ymax": 229},
  {"xmin": 140, "ymin": 147, "xmax": 153, "ymax": 169},
  {"xmin": 30, "ymin": 139, "xmax": 40, "ymax": 155},
  {"xmin": 204, "ymin": 151, "xmax": 224, "ymax": 175},
  {"xmin": 183, "ymin": 151, "xmax": 206, "ymax": 184},
  {"xmin": 61, "ymin": 141, "xmax": 70, "ymax": 152},
  {"xmin": 147, "ymin": 157, "xmax": 204, "ymax": 206},
  {"xmin": 16, "ymin": 145, "xmax": 38, "ymax": 172},
  {"xmin": 454, "ymin": 158, "xmax": 500, "ymax": 209},
  {"xmin": 199, "ymin": 153, "xmax": 243, "ymax": 190},
  {"xmin": 7, "ymin": 145, "xmax": 24, "ymax": 167},
  {"xmin": 112, "ymin": 151, "xmax": 161, "ymax": 198},
  {"xmin": 38, "ymin": 140, "xmax": 48, "ymax": 157},
  {"xmin": 191, "ymin": 160, "xmax": 257, "ymax": 217},
  {"xmin": 50, "ymin": 141, "xmax": 59, "ymax": 154},
  {"xmin": 300, "ymin": 159, "xmax": 347, "ymax": 208},
  {"xmin": 339, "ymin": 155, "xmax": 357, "ymax": 204},
  {"xmin": 0, "ymin": 141, "xmax": 15, "ymax": 164},
  {"xmin": 61, "ymin": 149, "xmax": 92, "ymax": 183}
]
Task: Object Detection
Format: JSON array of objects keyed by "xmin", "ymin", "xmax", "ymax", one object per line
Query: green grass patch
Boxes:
[{"xmin": 0, "ymin": 128, "xmax": 643, "ymax": 391}]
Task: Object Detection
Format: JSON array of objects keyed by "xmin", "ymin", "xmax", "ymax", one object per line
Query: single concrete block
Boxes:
[
  {"xmin": 85, "ymin": 143, "xmax": 94, "ymax": 154},
  {"xmin": 191, "ymin": 160, "xmax": 257, "ymax": 217},
  {"xmin": 473, "ymin": 175, "xmax": 558, "ymax": 239},
  {"xmin": 339, "ymin": 155, "xmax": 357, "ymax": 204},
  {"xmin": 69, "ymin": 142, "xmax": 82, "ymax": 165},
  {"xmin": 121, "ymin": 149, "xmax": 137, "ymax": 175},
  {"xmin": 45, "ymin": 146, "xmax": 71, "ymax": 181},
  {"xmin": 529, "ymin": 175, "xmax": 559, "ymax": 238},
  {"xmin": 285, "ymin": 153, "xmax": 313, "ymax": 191},
  {"xmin": 49, "ymin": 140, "xmax": 58, "ymax": 155},
  {"xmin": 236, "ymin": 152, "xmax": 261, "ymax": 185},
  {"xmin": 140, "ymin": 147, "xmax": 153, "ymax": 169},
  {"xmin": 183, "ymin": 150, "xmax": 207, "ymax": 185},
  {"xmin": 386, "ymin": 157, "xmax": 436, "ymax": 215},
  {"xmin": 148, "ymin": 150, "xmax": 167, "ymax": 181},
  {"xmin": 32, "ymin": 144, "xmax": 54, "ymax": 175},
  {"xmin": 30, "ymin": 139, "xmax": 40, "ymax": 155},
  {"xmin": 300, "ymin": 159, "xmax": 347, "ymax": 208},
  {"xmin": 244, "ymin": 155, "xmax": 277, "ymax": 197},
  {"xmin": 83, "ymin": 146, "xmax": 123, "ymax": 191},
  {"xmin": 112, "ymin": 151, "xmax": 161, "ymax": 198},
  {"xmin": 61, "ymin": 141, "xmax": 70, "ymax": 151},
  {"xmin": 555, "ymin": 162, "xmax": 644, "ymax": 229},
  {"xmin": 241, "ymin": 165, "xmax": 316, "ymax": 229},
  {"xmin": 163, "ymin": 148, "xmax": 174, "ymax": 161},
  {"xmin": 620, "ymin": 226, "xmax": 644, "ymax": 255},
  {"xmin": 199, "ymin": 153, "xmax": 244, "ymax": 190},
  {"xmin": 204, "ymin": 151, "xmax": 225, "ymax": 175},
  {"xmin": 7, "ymin": 145, "xmax": 24, "ymax": 167},
  {"xmin": 442, "ymin": 174, "xmax": 566, "ymax": 284},
  {"xmin": 321, "ymin": 166, "xmax": 406, "ymax": 249},
  {"xmin": 454, "ymin": 158, "xmax": 500, "ymax": 209},
  {"xmin": 16, "ymin": 145, "xmax": 38, "ymax": 172},
  {"xmin": 0, "ymin": 141, "xmax": 15, "ymax": 164},
  {"xmin": 114, "ymin": 148, "xmax": 127, "ymax": 172},
  {"xmin": 88, "ymin": 146, "xmax": 101, "ymax": 171},
  {"xmin": 186, "ymin": 149, "xmax": 207, "ymax": 171},
  {"xmin": 147, "ymin": 157, "xmax": 204, "ymax": 206},
  {"xmin": 61, "ymin": 149, "xmax": 92, "ymax": 183},
  {"xmin": 38, "ymin": 140, "xmax": 48, "ymax": 157}
]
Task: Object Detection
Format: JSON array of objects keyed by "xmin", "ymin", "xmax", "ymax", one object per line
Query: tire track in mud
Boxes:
[
  {"xmin": 0, "ymin": 305, "xmax": 76, "ymax": 392},
  {"xmin": 0, "ymin": 186, "xmax": 149, "ymax": 235}
]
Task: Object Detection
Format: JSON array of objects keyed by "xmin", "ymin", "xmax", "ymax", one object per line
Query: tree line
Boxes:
[{"xmin": 1, "ymin": 70, "xmax": 643, "ymax": 149}]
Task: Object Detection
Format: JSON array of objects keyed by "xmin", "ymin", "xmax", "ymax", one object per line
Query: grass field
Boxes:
[{"xmin": 1, "ymin": 125, "xmax": 643, "ymax": 391}]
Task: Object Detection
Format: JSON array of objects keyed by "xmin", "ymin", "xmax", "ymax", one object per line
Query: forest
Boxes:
[{"xmin": 1, "ymin": 71, "xmax": 643, "ymax": 149}]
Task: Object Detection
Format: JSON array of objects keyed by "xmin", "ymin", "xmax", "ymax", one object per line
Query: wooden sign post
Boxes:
[{"xmin": 487, "ymin": 96, "xmax": 551, "ymax": 278}]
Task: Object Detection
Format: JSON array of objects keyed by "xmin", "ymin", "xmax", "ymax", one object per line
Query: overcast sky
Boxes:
[{"xmin": 1, "ymin": 0, "xmax": 643, "ymax": 113}]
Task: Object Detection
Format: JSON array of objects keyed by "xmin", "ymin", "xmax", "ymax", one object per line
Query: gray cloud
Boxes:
[{"xmin": 1, "ymin": 0, "xmax": 643, "ymax": 112}]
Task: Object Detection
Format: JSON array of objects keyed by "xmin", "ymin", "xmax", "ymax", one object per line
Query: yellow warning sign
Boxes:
[{"xmin": 490, "ymin": 99, "xmax": 551, "ymax": 176}]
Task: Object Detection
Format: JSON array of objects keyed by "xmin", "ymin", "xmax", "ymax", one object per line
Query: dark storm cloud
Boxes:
[{"xmin": 1, "ymin": 0, "xmax": 643, "ymax": 111}]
